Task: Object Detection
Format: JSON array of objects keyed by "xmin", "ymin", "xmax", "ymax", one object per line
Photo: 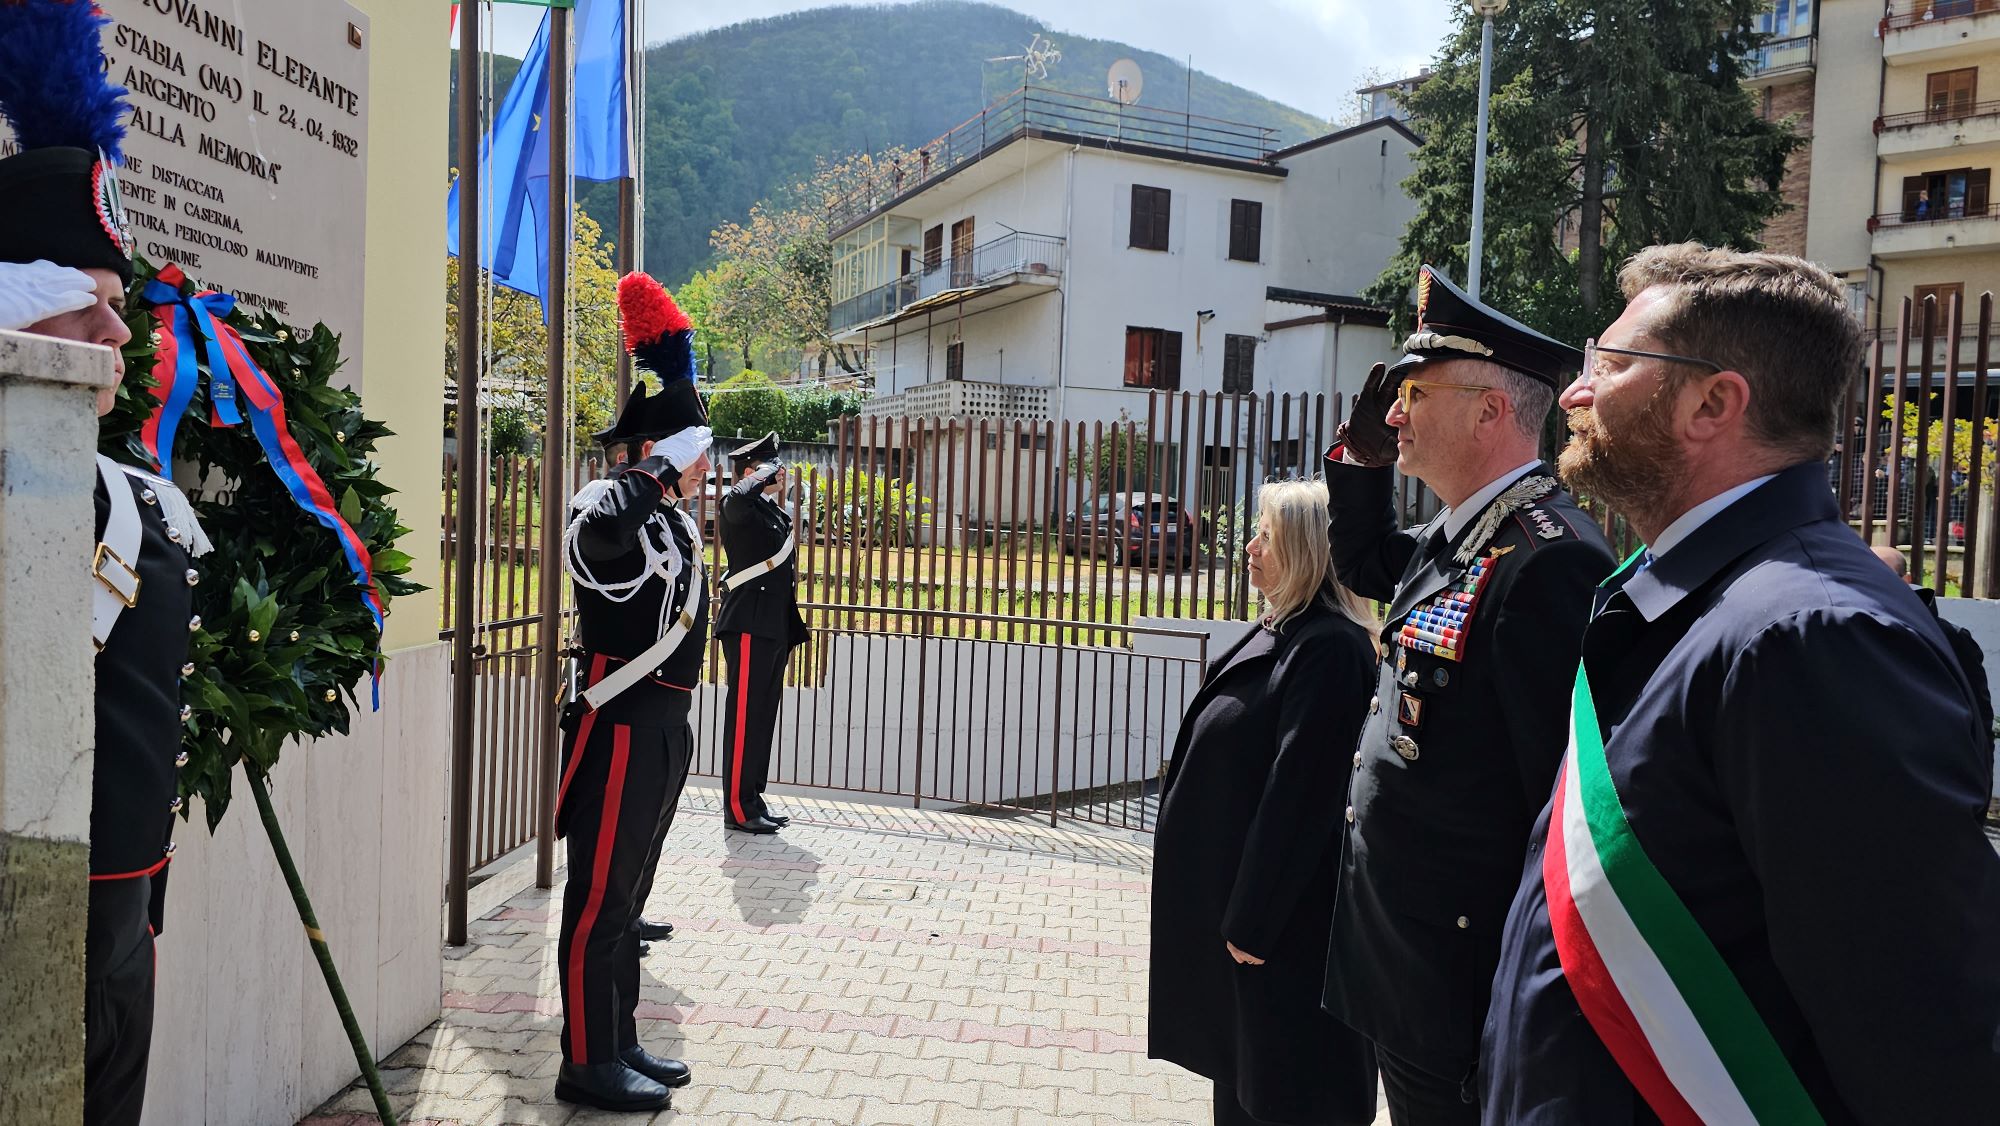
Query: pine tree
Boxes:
[{"xmin": 1370, "ymin": 0, "xmax": 1802, "ymax": 343}]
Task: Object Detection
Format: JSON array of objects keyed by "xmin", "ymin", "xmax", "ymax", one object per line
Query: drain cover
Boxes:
[{"xmin": 850, "ymin": 879, "xmax": 923, "ymax": 902}]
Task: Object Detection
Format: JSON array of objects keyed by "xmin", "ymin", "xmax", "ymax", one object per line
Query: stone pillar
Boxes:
[{"xmin": 0, "ymin": 330, "xmax": 118, "ymax": 1126}]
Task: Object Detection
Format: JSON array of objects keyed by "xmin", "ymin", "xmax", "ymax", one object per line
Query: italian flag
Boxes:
[{"xmin": 1544, "ymin": 559, "xmax": 1827, "ymax": 1125}]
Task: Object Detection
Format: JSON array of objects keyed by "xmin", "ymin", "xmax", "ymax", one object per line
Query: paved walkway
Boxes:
[{"xmin": 304, "ymin": 784, "xmax": 1386, "ymax": 1126}]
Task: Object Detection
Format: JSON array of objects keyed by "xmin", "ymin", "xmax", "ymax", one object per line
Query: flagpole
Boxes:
[
  {"xmin": 614, "ymin": 0, "xmax": 636, "ymax": 406},
  {"xmin": 535, "ymin": 0, "xmax": 572, "ymax": 891},
  {"xmin": 447, "ymin": 0, "xmax": 483, "ymax": 949}
]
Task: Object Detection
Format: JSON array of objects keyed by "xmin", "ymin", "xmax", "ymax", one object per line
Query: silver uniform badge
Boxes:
[{"xmin": 1391, "ymin": 735, "xmax": 1420, "ymax": 761}]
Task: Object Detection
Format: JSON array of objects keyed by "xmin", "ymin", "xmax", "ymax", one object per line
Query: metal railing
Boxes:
[
  {"xmin": 829, "ymin": 86, "xmax": 1281, "ymax": 233},
  {"xmin": 829, "ymin": 230, "xmax": 1065, "ymax": 334},
  {"xmin": 1885, "ymin": 0, "xmax": 2000, "ymax": 32},
  {"xmin": 1870, "ymin": 206, "xmax": 2000, "ymax": 228},
  {"xmin": 1743, "ymin": 35, "xmax": 1816, "ymax": 79},
  {"xmin": 1879, "ymin": 99, "xmax": 2000, "ymax": 131}
]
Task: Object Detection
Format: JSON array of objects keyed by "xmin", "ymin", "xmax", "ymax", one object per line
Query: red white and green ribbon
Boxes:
[{"xmin": 1543, "ymin": 550, "xmax": 1825, "ymax": 1126}]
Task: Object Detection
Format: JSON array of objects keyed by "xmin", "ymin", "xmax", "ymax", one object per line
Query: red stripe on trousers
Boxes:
[
  {"xmin": 729, "ymin": 633, "xmax": 752, "ymax": 824},
  {"xmin": 555, "ymin": 654, "xmax": 610, "ymax": 820},
  {"xmin": 564, "ymin": 724, "xmax": 631, "ymax": 1063},
  {"xmin": 1543, "ymin": 764, "xmax": 1702, "ymax": 1126}
]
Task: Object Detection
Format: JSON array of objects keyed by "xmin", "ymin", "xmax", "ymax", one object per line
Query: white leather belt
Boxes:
[
  {"xmin": 722, "ymin": 534, "xmax": 795, "ymax": 591},
  {"xmin": 582, "ymin": 609, "xmax": 698, "ymax": 709},
  {"xmin": 92, "ymin": 455, "xmax": 143, "ymax": 651}
]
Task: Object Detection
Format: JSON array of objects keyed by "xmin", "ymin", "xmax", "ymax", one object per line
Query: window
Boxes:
[
  {"xmin": 1758, "ymin": 0, "xmax": 1810, "ymax": 37},
  {"xmin": 899, "ymin": 247, "xmax": 915, "ymax": 276},
  {"xmin": 1130, "ymin": 185, "xmax": 1172, "ymax": 251},
  {"xmin": 950, "ymin": 217, "xmax": 975, "ymax": 286},
  {"xmin": 1928, "ymin": 68, "xmax": 1978, "ymax": 120},
  {"xmin": 1221, "ymin": 334, "xmax": 1257, "ymax": 394},
  {"xmin": 945, "ymin": 341, "xmax": 964, "ymax": 382},
  {"xmin": 923, "ymin": 225, "xmax": 943, "ymax": 272},
  {"xmin": 1123, "ymin": 327, "xmax": 1183, "ymax": 390},
  {"xmin": 1915, "ymin": 282, "xmax": 1965, "ymax": 318},
  {"xmin": 1902, "ymin": 168, "xmax": 1992, "ymax": 221},
  {"xmin": 1228, "ymin": 200, "xmax": 1263, "ymax": 262}
]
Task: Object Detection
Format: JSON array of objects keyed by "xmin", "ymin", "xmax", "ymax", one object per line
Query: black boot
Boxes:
[
  {"xmin": 554, "ymin": 1060, "xmax": 671, "ymax": 1111},
  {"xmin": 724, "ymin": 814, "xmax": 782, "ymax": 834},
  {"xmin": 632, "ymin": 916, "xmax": 674, "ymax": 941},
  {"xmin": 621, "ymin": 1044, "xmax": 693, "ymax": 1088}
]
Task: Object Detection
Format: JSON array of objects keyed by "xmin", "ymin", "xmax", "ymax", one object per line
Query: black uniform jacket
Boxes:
[
  {"xmin": 91, "ymin": 469, "xmax": 194, "ymax": 891},
  {"xmin": 569, "ymin": 455, "xmax": 709, "ymax": 697},
  {"xmin": 1322, "ymin": 457, "xmax": 1613, "ymax": 1080},
  {"xmin": 1150, "ymin": 604, "xmax": 1380, "ymax": 1125},
  {"xmin": 1480, "ymin": 463, "xmax": 2000, "ymax": 1125},
  {"xmin": 715, "ymin": 471, "xmax": 807, "ymax": 646}
]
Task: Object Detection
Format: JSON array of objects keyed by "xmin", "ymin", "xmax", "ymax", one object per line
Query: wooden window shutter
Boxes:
[
  {"xmin": 923, "ymin": 225, "xmax": 943, "ymax": 271},
  {"xmin": 1229, "ymin": 200, "xmax": 1262, "ymax": 262},
  {"xmin": 1971, "ymin": 168, "xmax": 1992, "ymax": 216},
  {"xmin": 1161, "ymin": 330, "xmax": 1184, "ymax": 391},
  {"xmin": 1130, "ymin": 187, "xmax": 1153, "ymax": 249}
]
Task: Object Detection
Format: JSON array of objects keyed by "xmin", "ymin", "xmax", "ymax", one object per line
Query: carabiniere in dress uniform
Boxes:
[
  {"xmin": 1319, "ymin": 266, "xmax": 1614, "ymax": 1124},
  {"xmin": 715, "ymin": 430, "xmax": 809, "ymax": 834}
]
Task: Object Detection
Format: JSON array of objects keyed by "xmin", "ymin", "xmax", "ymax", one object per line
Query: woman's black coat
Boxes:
[{"xmin": 1148, "ymin": 603, "xmax": 1379, "ymax": 1125}]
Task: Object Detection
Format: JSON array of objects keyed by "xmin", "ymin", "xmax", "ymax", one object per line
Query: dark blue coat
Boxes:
[
  {"xmin": 1323, "ymin": 458, "xmax": 1613, "ymax": 1080},
  {"xmin": 1480, "ymin": 462, "xmax": 2000, "ymax": 1124}
]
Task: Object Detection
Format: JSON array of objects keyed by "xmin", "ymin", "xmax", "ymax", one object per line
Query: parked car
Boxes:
[{"xmin": 1061, "ymin": 492, "xmax": 1196, "ymax": 568}]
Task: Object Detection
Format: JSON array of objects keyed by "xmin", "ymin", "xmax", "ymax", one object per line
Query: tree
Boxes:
[
  {"xmin": 1370, "ymin": 0, "xmax": 1800, "ymax": 344},
  {"xmin": 1330, "ymin": 65, "xmax": 1398, "ymax": 130},
  {"xmin": 709, "ymin": 147, "xmax": 912, "ymax": 379},
  {"xmin": 444, "ymin": 205, "xmax": 623, "ymax": 455},
  {"xmin": 707, "ymin": 370, "xmax": 793, "ymax": 441}
]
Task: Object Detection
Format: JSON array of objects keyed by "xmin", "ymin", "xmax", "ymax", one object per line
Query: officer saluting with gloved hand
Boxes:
[
  {"xmin": 1320, "ymin": 267, "xmax": 1613, "ymax": 1125},
  {"xmin": 716, "ymin": 431, "xmax": 809, "ymax": 833},
  {"xmin": 551, "ymin": 272, "xmax": 711, "ymax": 1114}
]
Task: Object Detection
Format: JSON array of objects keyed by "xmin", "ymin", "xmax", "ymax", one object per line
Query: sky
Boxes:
[{"xmin": 471, "ymin": 0, "xmax": 1457, "ymax": 121}]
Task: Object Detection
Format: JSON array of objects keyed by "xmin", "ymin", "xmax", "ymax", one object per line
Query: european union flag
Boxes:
[{"xmin": 446, "ymin": 0, "xmax": 628, "ymax": 315}]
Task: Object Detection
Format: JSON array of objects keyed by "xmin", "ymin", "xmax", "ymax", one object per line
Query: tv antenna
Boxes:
[
  {"xmin": 987, "ymin": 32, "xmax": 1062, "ymax": 82},
  {"xmin": 1107, "ymin": 58, "xmax": 1145, "ymax": 105}
]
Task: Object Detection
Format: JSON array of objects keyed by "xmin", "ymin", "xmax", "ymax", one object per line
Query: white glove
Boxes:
[
  {"xmin": 0, "ymin": 260, "xmax": 97, "ymax": 332},
  {"xmin": 652, "ymin": 425, "xmax": 713, "ymax": 473}
]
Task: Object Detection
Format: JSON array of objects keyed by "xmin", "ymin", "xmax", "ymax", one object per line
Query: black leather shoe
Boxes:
[
  {"xmin": 766, "ymin": 812, "xmax": 790, "ymax": 826},
  {"xmin": 554, "ymin": 1060, "xmax": 670, "ymax": 1111},
  {"xmin": 724, "ymin": 814, "xmax": 782, "ymax": 834},
  {"xmin": 632, "ymin": 917, "xmax": 674, "ymax": 940},
  {"xmin": 621, "ymin": 1045, "xmax": 693, "ymax": 1088},
  {"xmin": 637, "ymin": 941, "xmax": 651, "ymax": 957}
]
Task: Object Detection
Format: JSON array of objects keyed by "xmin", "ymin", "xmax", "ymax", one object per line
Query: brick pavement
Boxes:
[{"xmin": 302, "ymin": 784, "xmax": 1392, "ymax": 1126}]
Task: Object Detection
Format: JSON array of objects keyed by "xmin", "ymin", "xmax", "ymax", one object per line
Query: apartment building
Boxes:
[{"xmin": 826, "ymin": 87, "xmax": 1416, "ymax": 432}]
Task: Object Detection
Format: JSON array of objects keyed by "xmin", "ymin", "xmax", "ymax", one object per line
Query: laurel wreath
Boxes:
[{"xmin": 100, "ymin": 258, "xmax": 423, "ymax": 828}]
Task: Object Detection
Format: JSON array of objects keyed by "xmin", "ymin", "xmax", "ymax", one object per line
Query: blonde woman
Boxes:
[{"xmin": 1149, "ymin": 479, "xmax": 1381, "ymax": 1126}]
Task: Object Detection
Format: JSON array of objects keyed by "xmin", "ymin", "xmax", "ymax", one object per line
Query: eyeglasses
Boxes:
[
  {"xmin": 1581, "ymin": 338, "xmax": 1724, "ymax": 385},
  {"xmin": 1397, "ymin": 378, "xmax": 1495, "ymax": 413}
]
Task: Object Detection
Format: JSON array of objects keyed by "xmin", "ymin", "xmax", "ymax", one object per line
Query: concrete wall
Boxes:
[
  {"xmin": 137, "ymin": 0, "xmax": 452, "ymax": 1121},
  {"xmin": 0, "ymin": 332, "xmax": 119, "ymax": 1126},
  {"xmin": 1272, "ymin": 125, "xmax": 1420, "ymax": 296},
  {"xmin": 1880, "ymin": 247, "xmax": 2000, "ymax": 299},
  {"xmin": 142, "ymin": 645, "xmax": 449, "ymax": 1125}
]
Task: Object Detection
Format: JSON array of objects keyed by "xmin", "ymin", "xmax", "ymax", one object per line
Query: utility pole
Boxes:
[
  {"xmin": 1467, "ymin": 0, "xmax": 1508, "ymax": 300},
  {"xmin": 447, "ymin": 0, "xmax": 481, "ymax": 949},
  {"xmin": 534, "ymin": 2, "xmax": 572, "ymax": 890}
]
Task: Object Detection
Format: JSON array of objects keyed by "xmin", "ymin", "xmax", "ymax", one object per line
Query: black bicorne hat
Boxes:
[{"xmin": 1388, "ymin": 266, "xmax": 1583, "ymax": 388}]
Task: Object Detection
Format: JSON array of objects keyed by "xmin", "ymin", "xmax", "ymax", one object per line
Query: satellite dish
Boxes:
[{"xmin": 1108, "ymin": 58, "xmax": 1144, "ymax": 105}]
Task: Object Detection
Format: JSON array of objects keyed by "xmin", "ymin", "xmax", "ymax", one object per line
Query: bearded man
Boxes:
[{"xmin": 1480, "ymin": 243, "xmax": 2000, "ymax": 1124}]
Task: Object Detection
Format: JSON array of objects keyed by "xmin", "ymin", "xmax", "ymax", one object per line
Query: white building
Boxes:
[{"xmin": 824, "ymin": 89, "xmax": 1419, "ymax": 523}]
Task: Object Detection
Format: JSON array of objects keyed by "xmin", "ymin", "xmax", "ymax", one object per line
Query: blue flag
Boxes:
[{"xmin": 446, "ymin": 0, "xmax": 629, "ymax": 314}]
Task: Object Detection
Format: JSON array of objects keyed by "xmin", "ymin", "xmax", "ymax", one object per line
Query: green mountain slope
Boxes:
[{"xmin": 451, "ymin": 2, "xmax": 1329, "ymax": 287}]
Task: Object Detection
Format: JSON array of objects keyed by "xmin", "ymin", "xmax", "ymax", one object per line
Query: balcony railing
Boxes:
[
  {"xmin": 1743, "ymin": 35, "xmax": 1816, "ymax": 79},
  {"xmin": 859, "ymin": 379, "xmax": 1053, "ymax": 421},
  {"xmin": 1871, "ymin": 206, "xmax": 2000, "ymax": 228},
  {"xmin": 828, "ymin": 86, "xmax": 1281, "ymax": 232},
  {"xmin": 1880, "ymin": 99, "xmax": 2000, "ymax": 130},
  {"xmin": 830, "ymin": 230, "xmax": 1064, "ymax": 335},
  {"xmin": 1885, "ymin": 0, "xmax": 2000, "ymax": 32}
]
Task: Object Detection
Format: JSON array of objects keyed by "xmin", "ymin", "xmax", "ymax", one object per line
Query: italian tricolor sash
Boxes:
[{"xmin": 1544, "ymin": 552, "xmax": 1825, "ymax": 1125}]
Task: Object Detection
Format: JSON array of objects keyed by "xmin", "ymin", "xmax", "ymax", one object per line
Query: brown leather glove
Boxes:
[{"xmin": 1332, "ymin": 362, "xmax": 1402, "ymax": 468}]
